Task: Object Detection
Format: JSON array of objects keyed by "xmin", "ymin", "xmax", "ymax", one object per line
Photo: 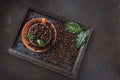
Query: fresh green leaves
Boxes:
[
  {"xmin": 65, "ymin": 22, "xmax": 82, "ymax": 34},
  {"xmin": 26, "ymin": 34, "xmax": 45, "ymax": 47},
  {"xmin": 26, "ymin": 34, "xmax": 35, "ymax": 39},
  {"xmin": 65, "ymin": 22, "xmax": 87, "ymax": 48},
  {"xmin": 37, "ymin": 39, "xmax": 45, "ymax": 47},
  {"xmin": 76, "ymin": 31, "xmax": 86, "ymax": 48}
]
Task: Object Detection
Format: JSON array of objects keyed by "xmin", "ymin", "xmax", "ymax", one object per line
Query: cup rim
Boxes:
[{"xmin": 21, "ymin": 18, "xmax": 57, "ymax": 52}]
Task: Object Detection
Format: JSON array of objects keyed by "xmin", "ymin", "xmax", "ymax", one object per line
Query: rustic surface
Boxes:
[{"xmin": 0, "ymin": 0, "xmax": 120, "ymax": 80}]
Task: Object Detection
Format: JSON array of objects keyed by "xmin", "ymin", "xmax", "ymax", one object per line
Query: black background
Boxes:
[{"xmin": 0, "ymin": 0, "xmax": 120, "ymax": 80}]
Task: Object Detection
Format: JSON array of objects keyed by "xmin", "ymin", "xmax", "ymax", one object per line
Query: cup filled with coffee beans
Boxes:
[{"xmin": 21, "ymin": 18, "xmax": 57, "ymax": 52}]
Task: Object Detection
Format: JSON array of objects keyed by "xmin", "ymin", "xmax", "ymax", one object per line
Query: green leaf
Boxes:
[
  {"xmin": 65, "ymin": 22, "xmax": 82, "ymax": 34},
  {"xmin": 27, "ymin": 34, "xmax": 35, "ymax": 40},
  {"xmin": 76, "ymin": 31, "xmax": 87, "ymax": 48},
  {"xmin": 37, "ymin": 39, "xmax": 45, "ymax": 47}
]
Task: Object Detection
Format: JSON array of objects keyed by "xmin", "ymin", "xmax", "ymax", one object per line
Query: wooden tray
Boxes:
[{"xmin": 8, "ymin": 5, "xmax": 93, "ymax": 79}]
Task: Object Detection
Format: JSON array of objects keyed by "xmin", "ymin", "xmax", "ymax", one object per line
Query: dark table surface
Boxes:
[{"xmin": 0, "ymin": 0, "xmax": 120, "ymax": 80}]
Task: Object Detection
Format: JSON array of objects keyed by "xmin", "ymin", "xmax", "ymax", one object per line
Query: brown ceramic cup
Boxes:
[{"xmin": 21, "ymin": 18, "xmax": 57, "ymax": 52}]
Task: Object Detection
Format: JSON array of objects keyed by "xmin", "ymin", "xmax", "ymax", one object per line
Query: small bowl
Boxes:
[{"xmin": 21, "ymin": 18, "xmax": 57, "ymax": 52}]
